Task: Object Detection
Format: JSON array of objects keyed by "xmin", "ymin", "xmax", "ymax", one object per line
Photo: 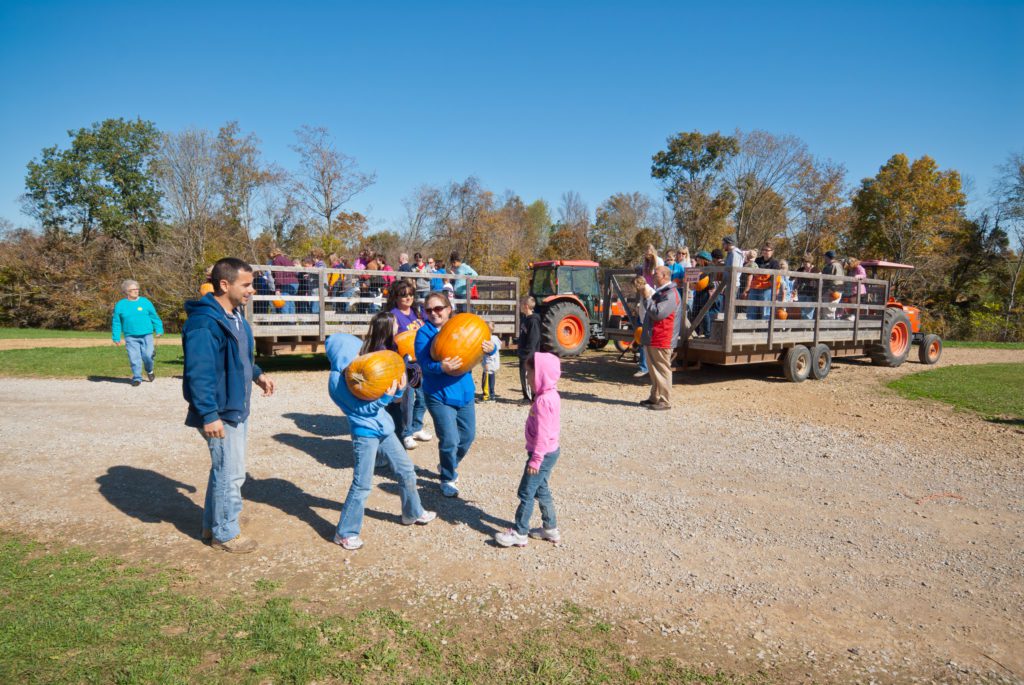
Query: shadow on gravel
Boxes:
[
  {"xmin": 283, "ymin": 412, "xmax": 349, "ymax": 437},
  {"xmin": 381, "ymin": 480, "xmax": 512, "ymax": 537},
  {"xmin": 87, "ymin": 375, "xmax": 135, "ymax": 384},
  {"xmin": 242, "ymin": 474, "xmax": 340, "ymax": 540},
  {"xmin": 559, "ymin": 350, "xmax": 792, "ymax": 386},
  {"xmin": 273, "ymin": 432, "xmax": 353, "ymax": 470},
  {"xmin": 559, "ymin": 390, "xmax": 642, "ymax": 407},
  {"xmin": 96, "ymin": 466, "xmax": 203, "ymax": 540}
]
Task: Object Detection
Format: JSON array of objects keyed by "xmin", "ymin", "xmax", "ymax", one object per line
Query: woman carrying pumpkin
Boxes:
[
  {"xmin": 387, "ymin": 282, "xmax": 432, "ymax": 450},
  {"xmin": 415, "ymin": 291, "xmax": 495, "ymax": 498},
  {"xmin": 326, "ymin": 332, "xmax": 436, "ymax": 551}
]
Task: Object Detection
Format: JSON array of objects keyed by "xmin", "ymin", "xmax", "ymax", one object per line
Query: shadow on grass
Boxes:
[
  {"xmin": 987, "ymin": 417, "xmax": 1024, "ymax": 427},
  {"xmin": 96, "ymin": 466, "xmax": 203, "ymax": 540}
]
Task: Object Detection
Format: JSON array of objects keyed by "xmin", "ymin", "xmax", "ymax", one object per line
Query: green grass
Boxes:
[
  {"xmin": 0, "ymin": 347, "xmax": 330, "ymax": 378},
  {"xmin": 943, "ymin": 340, "xmax": 1024, "ymax": 350},
  {"xmin": 0, "ymin": 327, "xmax": 181, "ymax": 340},
  {"xmin": 889, "ymin": 363, "xmax": 1024, "ymax": 420},
  {"xmin": 0, "ymin": 534, "xmax": 755, "ymax": 684}
]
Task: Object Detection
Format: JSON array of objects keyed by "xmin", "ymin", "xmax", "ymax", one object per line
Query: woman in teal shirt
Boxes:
[{"xmin": 111, "ymin": 279, "xmax": 164, "ymax": 386}]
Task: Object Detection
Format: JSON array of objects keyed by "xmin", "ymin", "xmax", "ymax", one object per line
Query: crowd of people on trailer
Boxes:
[
  {"xmin": 253, "ymin": 248, "xmax": 478, "ymax": 315},
  {"xmin": 109, "ymin": 239, "xmax": 867, "ymax": 555}
]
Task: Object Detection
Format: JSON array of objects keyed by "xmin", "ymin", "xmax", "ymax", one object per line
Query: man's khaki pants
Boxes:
[{"xmin": 645, "ymin": 346, "xmax": 673, "ymax": 406}]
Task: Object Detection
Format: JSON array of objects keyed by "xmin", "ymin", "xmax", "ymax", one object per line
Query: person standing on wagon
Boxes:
[{"xmin": 112, "ymin": 279, "xmax": 164, "ymax": 387}]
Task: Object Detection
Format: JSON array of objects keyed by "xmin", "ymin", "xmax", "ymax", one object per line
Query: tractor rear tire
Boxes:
[
  {"xmin": 782, "ymin": 345, "xmax": 812, "ymax": 383},
  {"xmin": 810, "ymin": 343, "xmax": 832, "ymax": 380},
  {"xmin": 541, "ymin": 302, "xmax": 589, "ymax": 358},
  {"xmin": 868, "ymin": 308, "xmax": 913, "ymax": 367},
  {"xmin": 918, "ymin": 334, "xmax": 942, "ymax": 365}
]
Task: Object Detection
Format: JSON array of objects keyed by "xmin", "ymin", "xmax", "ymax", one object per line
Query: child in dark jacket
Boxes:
[
  {"xmin": 495, "ymin": 352, "xmax": 562, "ymax": 547},
  {"xmin": 326, "ymin": 333, "xmax": 435, "ymax": 550},
  {"xmin": 517, "ymin": 296, "xmax": 541, "ymax": 401}
]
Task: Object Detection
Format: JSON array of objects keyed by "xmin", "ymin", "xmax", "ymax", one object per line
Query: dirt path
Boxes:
[
  {"xmin": 1, "ymin": 348, "xmax": 1021, "ymax": 683},
  {"xmin": 0, "ymin": 337, "xmax": 181, "ymax": 351}
]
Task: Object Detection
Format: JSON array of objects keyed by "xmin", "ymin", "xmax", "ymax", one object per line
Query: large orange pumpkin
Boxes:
[
  {"xmin": 345, "ymin": 350, "xmax": 405, "ymax": 401},
  {"xmin": 776, "ymin": 308, "xmax": 789, "ymax": 320},
  {"xmin": 431, "ymin": 312, "xmax": 489, "ymax": 374},
  {"xmin": 395, "ymin": 329, "xmax": 417, "ymax": 360},
  {"xmin": 199, "ymin": 282, "xmax": 215, "ymax": 296},
  {"xmin": 695, "ymin": 275, "xmax": 710, "ymax": 292}
]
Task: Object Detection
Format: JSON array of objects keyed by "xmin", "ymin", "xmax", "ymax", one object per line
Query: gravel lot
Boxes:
[{"xmin": 1, "ymin": 346, "xmax": 1022, "ymax": 683}]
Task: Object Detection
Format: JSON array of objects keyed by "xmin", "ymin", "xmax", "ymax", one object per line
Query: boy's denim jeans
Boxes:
[
  {"xmin": 124, "ymin": 334, "xmax": 155, "ymax": 382},
  {"xmin": 336, "ymin": 432, "xmax": 424, "ymax": 538},
  {"xmin": 402, "ymin": 386, "xmax": 427, "ymax": 437},
  {"xmin": 746, "ymin": 288, "xmax": 771, "ymax": 320},
  {"xmin": 425, "ymin": 396, "xmax": 475, "ymax": 484},
  {"xmin": 514, "ymin": 448, "xmax": 560, "ymax": 535},
  {"xmin": 200, "ymin": 419, "xmax": 248, "ymax": 543}
]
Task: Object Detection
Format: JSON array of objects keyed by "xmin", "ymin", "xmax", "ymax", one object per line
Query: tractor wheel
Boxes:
[
  {"xmin": 918, "ymin": 334, "xmax": 942, "ymax": 365},
  {"xmin": 868, "ymin": 308, "xmax": 913, "ymax": 367},
  {"xmin": 588, "ymin": 337, "xmax": 610, "ymax": 350},
  {"xmin": 782, "ymin": 345, "xmax": 812, "ymax": 383},
  {"xmin": 810, "ymin": 343, "xmax": 832, "ymax": 380},
  {"xmin": 541, "ymin": 302, "xmax": 589, "ymax": 357}
]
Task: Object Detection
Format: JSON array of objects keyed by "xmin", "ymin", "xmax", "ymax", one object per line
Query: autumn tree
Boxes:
[
  {"xmin": 590, "ymin": 192, "xmax": 653, "ymax": 266},
  {"xmin": 992, "ymin": 151, "xmax": 1024, "ymax": 337},
  {"xmin": 24, "ymin": 118, "xmax": 163, "ymax": 256},
  {"xmin": 790, "ymin": 159, "xmax": 849, "ymax": 256},
  {"xmin": 651, "ymin": 131, "xmax": 738, "ymax": 250}
]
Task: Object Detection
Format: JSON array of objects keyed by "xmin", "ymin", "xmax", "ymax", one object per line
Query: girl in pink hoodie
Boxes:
[{"xmin": 494, "ymin": 352, "xmax": 562, "ymax": 547}]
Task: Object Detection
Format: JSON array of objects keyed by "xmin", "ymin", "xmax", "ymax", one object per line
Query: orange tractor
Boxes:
[
  {"xmin": 528, "ymin": 260, "xmax": 627, "ymax": 356},
  {"xmin": 861, "ymin": 260, "xmax": 943, "ymax": 366}
]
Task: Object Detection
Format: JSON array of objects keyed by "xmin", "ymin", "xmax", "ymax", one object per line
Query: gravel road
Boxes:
[{"xmin": 1, "ymin": 347, "xmax": 1021, "ymax": 683}]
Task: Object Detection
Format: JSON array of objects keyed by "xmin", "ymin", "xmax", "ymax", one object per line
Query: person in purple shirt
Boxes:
[{"xmin": 387, "ymin": 280, "xmax": 432, "ymax": 450}]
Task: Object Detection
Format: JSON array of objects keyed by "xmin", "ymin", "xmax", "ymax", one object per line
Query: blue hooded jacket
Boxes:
[
  {"xmin": 414, "ymin": 321, "xmax": 475, "ymax": 407},
  {"xmin": 182, "ymin": 294, "xmax": 263, "ymax": 428},
  {"xmin": 326, "ymin": 334, "xmax": 404, "ymax": 438}
]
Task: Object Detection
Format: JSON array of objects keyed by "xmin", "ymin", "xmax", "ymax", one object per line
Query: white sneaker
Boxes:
[
  {"xmin": 441, "ymin": 481, "xmax": 459, "ymax": 498},
  {"xmin": 494, "ymin": 528, "xmax": 528, "ymax": 547},
  {"xmin": 402, "ymin": 510, "xmax": 437, "ymax": 526},
  {"xmin": 403, "ymin": 436, "xmax": 418, "ymax": 450},
  {"xmin": 412, "ymin": 430, "xmax": 432, "ymax": 442},
  {"xmin": 633, "ymin": 369, "xmax": 648, "ymax": 378},
  {"xmin": 333, "ymin": 533, "xmax": 364, "ymax": 550},
  {"xmin": 529, "ymin": 527, "xmax": 561, "ymax": 544}
]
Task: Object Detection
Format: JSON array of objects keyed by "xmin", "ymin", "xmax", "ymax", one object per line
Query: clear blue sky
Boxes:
[{"xmin": 1, "ymin": 1, "xmax": 1021, "ymax": 232}]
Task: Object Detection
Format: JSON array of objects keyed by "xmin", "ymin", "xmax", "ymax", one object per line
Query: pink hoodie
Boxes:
[{"xmin": 525, "ymin": 352, "xmax": 561, "ymax": 469}]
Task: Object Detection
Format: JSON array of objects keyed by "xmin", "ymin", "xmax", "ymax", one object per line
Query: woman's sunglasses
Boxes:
[{"xmin": 425, "ymin": 305, "xmax": 449, "ymax": 315}]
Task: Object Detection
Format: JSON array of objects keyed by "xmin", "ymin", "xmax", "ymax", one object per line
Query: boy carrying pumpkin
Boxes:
[{"xmin": 326, "ymin": 333, "xmax": 436, "ymax": 551}]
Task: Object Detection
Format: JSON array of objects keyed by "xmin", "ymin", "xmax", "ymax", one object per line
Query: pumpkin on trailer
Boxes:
[
  {"xmin": 776, "ymin": 308, "xmax": 789, "ymax": 320},
  {"xmin": 199, "ymin": 282, "xmax": 215, "ymax": 296},
  {"xmin": 345, "ymin": 350, "xmax": 405, "ymax": 401},
  {"xmin": 395, "ymin": 329, "xmax": 417, "ymax": 360},
  {"xmin": 272, "ymin": 297, "xmax": 286, "ymax": 308},
  {"xmin": 430, "ymin": 312, "xmax": 489, "ymax": 374},
  {"xmin": 695, "ymin": 275, "xmax": 710, "ymax": 292},
  {"xmin": 830, "ymin": 290, "xmax": 843, "ymax": 301}
]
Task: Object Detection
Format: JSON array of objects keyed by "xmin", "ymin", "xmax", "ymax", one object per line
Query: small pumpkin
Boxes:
[
  {"xmin": 199, "ymin": 282, "xmax": 215, "ymax": 296},
  {"xmin": 695, "ymin": 275, "xmax": 710, "ymax": 292},
  {"xmin": 776, "ymin": 308, "xmax": 789, "ymax": 321},
  {"xmin": 430, "ymin": 312, "xmax": 489, "ymax": 374},
  {"xmin": 345, "ymin": 350, "xmax": 405, "ymax": 401},
  {"xmin": 272, "ymin": 298, "xmax": 286, "ymax": 308},
  {"xmin": 633, "ymin": 326, "xmax": 643, "ymax": 345},
  {"xmin": 395, "ymin": 329, "xmax": 417, "ymax": 360},
  {"xmin": 830, "ymin": 290, "xmax": 843, "ymax": 301}
]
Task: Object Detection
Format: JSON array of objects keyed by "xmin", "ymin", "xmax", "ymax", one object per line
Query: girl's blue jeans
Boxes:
[
  {"xmin": 514, "ymin": 448, "xmax": 560, "ymax": 535},
  {"xmin": 336, "ymin": 432, "xmax": 424, "ymax": 539},
  {"xmin": 424, "ymin": 396, "xmax": 475, "ymax": 485}
]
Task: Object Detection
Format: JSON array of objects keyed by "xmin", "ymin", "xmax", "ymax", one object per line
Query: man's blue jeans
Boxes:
[
  {"xmin": 425, "ymin": 396, "xmax": 475, "ymax": 484},
  {"xmin": 513, "ymin": 448, "xmax": 560, "ymax": 535},
  {"xmin": 637, "ymin": 346, "xmax": 648, "ymax": 373},
  {"xmin": 200, "ymin": 419, "xmax": 248, "ymax": 543},
  {"xmin": 336, "ymin": 433, "xmax": 424, "ymax": 539},
  {"xmin": 746, "ymin": 288, "xmax": 772, "ymax": 320},
  {"xmin": 402, "ymin": 386, "xmax": 427, "ymax": 438},
  {"xmin": 124, "ymin": 334, "xmax": 155, "ymax": 382}
]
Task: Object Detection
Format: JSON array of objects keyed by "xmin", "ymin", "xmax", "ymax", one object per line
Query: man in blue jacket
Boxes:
[{"xmin": 183, "ymin": 257, "xmax": 275, "ymax": 553}]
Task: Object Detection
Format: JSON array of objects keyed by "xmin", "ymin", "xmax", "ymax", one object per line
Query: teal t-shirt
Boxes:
[{"xmin": 112, "ymin": 297, "xmax": 164, "ymax": 341}]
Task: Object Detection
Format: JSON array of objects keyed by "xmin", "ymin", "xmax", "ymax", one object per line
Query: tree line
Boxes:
[{"xmin": 1, "ymin": 118, "xmax": 1021, "ymax": 340}]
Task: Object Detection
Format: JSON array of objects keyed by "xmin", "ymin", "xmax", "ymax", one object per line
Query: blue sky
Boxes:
[{"xmin": 1, "ymin": 1, "xmax": 1021, "ymax": 232}]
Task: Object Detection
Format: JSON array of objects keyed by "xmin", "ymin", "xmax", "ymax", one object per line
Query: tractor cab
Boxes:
[
  {"xmin": 859, "ymin": 259, "xmax": 943, "ymax": 364},
  {"xmin": 528, "ymin": 260, "xmax": 606, "ymax": 357}
]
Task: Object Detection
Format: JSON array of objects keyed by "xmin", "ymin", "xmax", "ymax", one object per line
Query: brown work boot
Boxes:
[
  {"xmin": 201, "ymin": 527, "xmax": 213, "ymax": 542},
  {"xmin": 211, "ymin": 534, "xmax": 258, "ymax": 554},
  {"xmin": 647, "ymin": 401, "xmax": 671, "ymax": 411}
]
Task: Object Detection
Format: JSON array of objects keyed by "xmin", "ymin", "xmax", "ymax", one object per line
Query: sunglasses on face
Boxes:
[{"xmin": 425, "ymin": 305, "xmax": 449, "ymax": 315}]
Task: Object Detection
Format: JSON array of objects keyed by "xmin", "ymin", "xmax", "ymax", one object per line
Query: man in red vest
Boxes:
[{"xmin": 639, "ymin": 265, "xmax": 682, "ymax": 411}]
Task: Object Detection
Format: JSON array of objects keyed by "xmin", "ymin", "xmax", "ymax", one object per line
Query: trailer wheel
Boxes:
[
  {"xmin": 588, "ymin": 337, "xmax": 610, "ymax": 350},
  {"xmin": 782, "ymin": 345, "xmax": 812, "ymax": 383},
  {"xmin": 810, "ymin": 344, "xmax": 832, "ymax": 380},
  {"xmin": 868, "ymin": 307, "xmax": 913, "ymax": 367},
  {"xmin": 613, "ymin": 339, "xmax": 631, "ymax": 353},
  {"xmin": 918, "ymin": 334, "xmax": 942, "ymax": 365},
  {"xmin": 540, "ymin": 301, "xmax": 589, "ymax": 357}
]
